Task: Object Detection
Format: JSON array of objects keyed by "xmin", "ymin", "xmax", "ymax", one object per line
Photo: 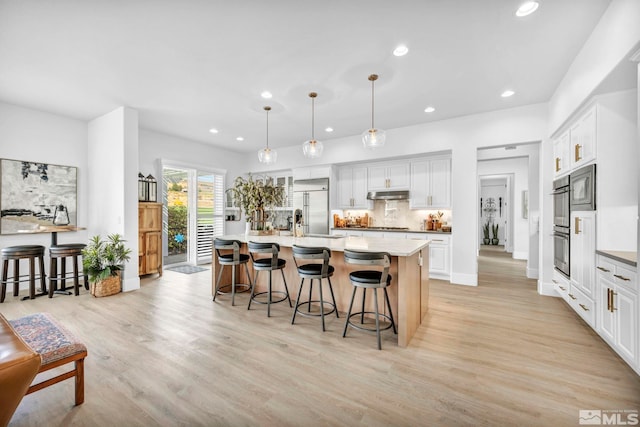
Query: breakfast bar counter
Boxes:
[{"xmin": 212, "ymin": 234, "xmax": 430, "ymax": 347}]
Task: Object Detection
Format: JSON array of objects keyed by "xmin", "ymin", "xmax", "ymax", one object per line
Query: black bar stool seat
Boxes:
[
  {"xmin": 343, "ymin": 250, "xmax": 397, "ymax": 350},
  {"xmin": 291, "ymin": 245, "xmax": 339, "ymax": 332},
  {"xmin": 213, "ymin": 238, "xmax": 252, "ymax": 306},
  {"xmin": 49, "ymin": 243, "xmax": 87, "ymax": 297},
  {"xmin": 1, "ymin": 245, "xmax": 47, "ymax": 302},
  {"xmin": 247, "ymin": 241, "xmax": 291, "ymax": 317}
]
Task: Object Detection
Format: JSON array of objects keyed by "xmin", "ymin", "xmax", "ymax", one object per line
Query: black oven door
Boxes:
[{"xmin": 553, "ymin": 228, "xmax": 570, "ymax": 278}]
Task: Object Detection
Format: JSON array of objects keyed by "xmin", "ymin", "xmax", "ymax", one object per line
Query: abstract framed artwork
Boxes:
[{"xmin": 0, "ymin": 158, "xmax": 77, "ymax": 234}]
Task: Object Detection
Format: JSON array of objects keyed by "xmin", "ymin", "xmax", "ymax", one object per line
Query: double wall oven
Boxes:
[
  {"xmin": 552, "ymin": 164, "xmax": 596, "ymax": 278},
  {"xmin": 552, "ymin": 176, "xmax": 571, "ymax": 277}
]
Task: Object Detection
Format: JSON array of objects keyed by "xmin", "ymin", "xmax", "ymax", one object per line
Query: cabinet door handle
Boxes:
[
  {"xmin": 611, "ymin": 291, "xmax": 617, "ymax": 312},
  {"xmin": 555, "ymin": 157, "xmax": 560, "ymax": 172},
  {"xmin": 574, "ymin": 217, "xmax": 580, "ymax": 235},
  {"xmin": 613, "ymin": 274, "xmax": 630, "ymax": 281},
  {"xmin": 575, "ymin": 143, "xmax": 582, "ymax": 162},
  {"xmin": 552, "ymin": 279, "xmax": 558, "ymax": 284},
  {"xmin": 607, "ymin": 288, "xmax": 612, "ymax": 311},
  {"xmin": 559, "ymin": 286, "xmax": 566, "ymax": 291},
  {"xmin": 596, "ymin": 266, "xmax": 610, "ymax": 272},
  {"xmin": 568, "ymin": 293, "xmax": 577, "ymax": 300},
  {"xmin": 578, "ymin": 303, "xmax": 589, "ymax": 312}
]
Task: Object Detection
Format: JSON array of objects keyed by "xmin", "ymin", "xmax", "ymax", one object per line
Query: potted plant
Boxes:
[
  {"xmin": 230, "ymin": 174, "xmax": 284, "ymax": 232},
  {"xmin": 482, "ymin": 221, "xmax": 490, "ymax": 245},
  {"xmin": 82, "ymin": 234, "xmax": 132, "ymax": 297},
  {"xmin": 491, "ymin": 223, "xmax": 500, "ymax": 245}
]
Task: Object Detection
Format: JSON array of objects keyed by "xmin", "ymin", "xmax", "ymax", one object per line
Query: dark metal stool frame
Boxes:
[
  {"xmin": 343, "ymin": 250, "xmax": 397, "ymax": 350},
  {"xmin": 1, "ymin": 245, "xmax": 47, "ymax": 302},
  {"xmin": 247, "ymin": 241, "xmax": 292, "ymax": 317},
  {"xmin": 213, "ymin": 238, "xmax": 252, "ymax": 306},
  {"xmin": 49, "ymin": 244, "xmax": 88, "ymax": 297},
  {"xmin": 291, "ymin": 245, "xmax": 339, "ymax": 332}
]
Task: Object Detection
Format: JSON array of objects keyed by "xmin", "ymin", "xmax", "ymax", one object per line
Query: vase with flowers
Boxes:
[{"xmin": 230, "ymin": 174, "xmax": 284, "ymax": 232}]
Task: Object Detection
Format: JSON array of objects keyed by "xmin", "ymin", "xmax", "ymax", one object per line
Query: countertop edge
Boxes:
[
  {"xmin": 596, "ymin": 250, "xmax": 637, "ymax": 267},
  {"xmin": 331, "ymin": 228, "xmax": 451, "ymax": 235}
]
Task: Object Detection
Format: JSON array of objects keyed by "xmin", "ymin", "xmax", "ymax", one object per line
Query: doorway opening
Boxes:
[{"xmin": 162, "ymin": 164, "xmax": 225, "ymax": 267}]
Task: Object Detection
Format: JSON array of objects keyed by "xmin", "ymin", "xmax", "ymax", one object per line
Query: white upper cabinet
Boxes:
[
  {"xmin": 553, "ymin": 130, "xmax": 570, "ymax": 178},
  {"xmin": 409, "ymin": 156, "xmax": 451, "ymax": 209},
  {"xmin": 570, "ymin": 106, "xmax": 597, "ymax": 169},
  {"xmin": 337, "ymin": 165, "xmax": 370, "ymax": 209},
  {"xmin": 367, "ymin": 161, "xmax": 410, "ymax": 191}
]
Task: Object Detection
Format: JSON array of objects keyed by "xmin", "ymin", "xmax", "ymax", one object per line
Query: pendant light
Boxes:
[
  {"xmin": 362, "ymin": 74, "xmax": 386, "ymax": 149},
  {"xmin": 302, "ymin": 92, "xmax": 324, "ymax": 158},
  {"xmin": 258, "ymin": 106, "xmax": 277, "ymax": 164}
]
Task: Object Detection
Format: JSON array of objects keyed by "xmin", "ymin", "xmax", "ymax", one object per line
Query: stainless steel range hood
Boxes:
[{"xmin": 366, "ymin": 190, "xmax": 410, "ymax": 200}]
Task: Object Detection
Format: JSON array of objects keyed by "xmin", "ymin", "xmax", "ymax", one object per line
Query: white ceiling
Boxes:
[{"xmin": 0, "ymin": 1, "xmax": 613, "ymax": 153}]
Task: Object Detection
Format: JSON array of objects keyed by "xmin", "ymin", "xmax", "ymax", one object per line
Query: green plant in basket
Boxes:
[{"xmin": 82, "ymin": 234, "xmax": 132, "ymax": 283}]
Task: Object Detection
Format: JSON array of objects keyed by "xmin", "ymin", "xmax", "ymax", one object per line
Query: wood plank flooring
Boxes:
[{"xmin": 2, "ymin": 249, "xmax": 639, "ymax": 426}]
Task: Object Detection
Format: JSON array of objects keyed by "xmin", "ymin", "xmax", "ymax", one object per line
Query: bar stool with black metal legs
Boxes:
[
  {"xmin": 343, "ymin": 250, "xmax": 397, "ymax": 350},
  {"xmin": 247, "ymin": 241, "xmax": 291, "ymax": 317},
  {"xmin": 291, "ymin": 245, "xmax": 339, "ymax": 331},
  {"xmin": 213, "ymin": 238, "xmax": 251, "ymax": 306},
  {"xmin": 49, "ymin": 243, "xmax": 88, "ymax": 297},
  {"xmin": 1, "ymin": 245, "xmax": 47, "ymax": 302}
]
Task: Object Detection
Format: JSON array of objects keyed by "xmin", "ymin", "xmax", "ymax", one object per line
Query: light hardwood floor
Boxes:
[{"xmin": 3, "ymin": 249, "xmax": 639, "ymax": 426}]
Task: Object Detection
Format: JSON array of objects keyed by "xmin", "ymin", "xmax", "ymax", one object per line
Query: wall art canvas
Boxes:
[{"xmin": 0, "ymin": 159, "xmax": 77, "ymax": 234}]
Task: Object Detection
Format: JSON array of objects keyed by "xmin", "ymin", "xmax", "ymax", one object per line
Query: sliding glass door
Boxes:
[{"xmin": 162, "ymin": 164, "xmax": 225, "ymax": 266}]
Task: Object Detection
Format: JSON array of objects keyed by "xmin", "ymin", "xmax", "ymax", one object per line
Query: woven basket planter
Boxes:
[{"xmin": 90, "ymin": 272, "xmax": 121, "ymax": 297}]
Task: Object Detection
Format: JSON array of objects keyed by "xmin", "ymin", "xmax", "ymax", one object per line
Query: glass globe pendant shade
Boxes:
[
  {"xmin": 362, "ymin": 128, "xmax": 386, "ymax": 149},
  {"xmin": 258, "ymin": 147, "xmax": 277, "ymax": 164},
  {"xmin": 303, "ymin": 139, "xmax": 323, "ymax": 158}
]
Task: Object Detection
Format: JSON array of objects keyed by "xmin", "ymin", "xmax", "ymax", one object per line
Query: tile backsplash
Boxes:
[{"xmin": 343, "ymin": 200, "xmax": 452, "ymax": 230}]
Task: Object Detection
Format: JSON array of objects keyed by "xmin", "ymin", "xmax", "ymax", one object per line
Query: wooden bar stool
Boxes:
[
  {"xmin": 291, "ymin": 245, "xmax": 339, "ymax": 332},
  {"xmin": 213, "ymin": 238, "xmax": 251, "ymax": 306},
  {"xmin": 49, "ymin": 243, "xmax": 88, "ymax": 297},
  {"xmin": 343, "ymin": 250, "xmax": 397, "ymax": 350},
  {"xmin": 1, "ymin": 245, "xmax": 47, "ymax": 302},
  {"xmin": 247, "ymin": 241, "xmax": 291, "ymax": 317}
]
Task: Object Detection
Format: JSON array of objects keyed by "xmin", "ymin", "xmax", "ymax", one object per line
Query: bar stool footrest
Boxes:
[
  {"xmin": 346, "ymin": 311, "xmax": 395, "ymax": 332},
  {"xmin": 250, "ymin": 291, "xmax": 289, "ymax": 305},
  {"xmin": 294, "ymin": 300, "xmax": 336, "ymax": 318},
  {"xmin": 215, "ymin": 283, "xmax": 251, "ymax": 295}
]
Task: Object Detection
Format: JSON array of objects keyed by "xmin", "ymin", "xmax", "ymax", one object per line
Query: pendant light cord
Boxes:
[
  {"xmin": 266, "ymin": 108, "xmax": 269, "ymax": 149},
  {"xmin": 311, "ymin": 96, "xmax": 315, "ymax": 140},
  {"xmin": 371, "ymin": 78, "xmax": 375, "ymax": 130}
]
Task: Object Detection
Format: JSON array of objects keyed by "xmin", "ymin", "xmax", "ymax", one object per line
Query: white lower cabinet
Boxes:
[
  {"xmin": 409, "ymin": 234, "xmax": 450, "ymax": 280},
  {"xmin": 596, "ymin": 254, "xmax": 638, "ymax": 372}
]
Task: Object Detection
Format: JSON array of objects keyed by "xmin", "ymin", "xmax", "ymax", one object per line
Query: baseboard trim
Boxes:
[
  {"xmin": 538, "ymin": 281, "xmax": 558, "ymax": 296},
  {"xmin": 450, "ymin": 273, "xmax": 477, "ymax": 286},
  {"xmin": 123, "ymin": 276, "xmax": 141, "ymax": 292},
  {"xmin": 512, "ymin": 251, "xmax": 528, "ymax": 260},
  {"xmin": 526, "ymin": 267, "xmax": 539, "ymax": 279}
]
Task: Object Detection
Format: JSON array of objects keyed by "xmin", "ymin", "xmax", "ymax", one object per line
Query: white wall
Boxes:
[
  {"xmin": 88, "ymin": 107, "xmax": 140, "ymax": 291},
  {"xmin": 478, "ymin": 158, "xmax": 530, "ymax": 259},
  {"xmin": 138, "ymin": 128, "xmax": 248, "ymax": 237},
  {"xmin": 548, "ymin": 0, "xmax": 640, "ymax": 135},
  {"xmin": 0, "ymin": 101, "xmax": 89, "ymax": 250}
]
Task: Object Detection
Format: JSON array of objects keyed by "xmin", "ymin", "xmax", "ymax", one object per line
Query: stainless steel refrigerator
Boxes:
[{"xmin": 293, "ymin": 178, "xmax": 329, "ymax": 235}]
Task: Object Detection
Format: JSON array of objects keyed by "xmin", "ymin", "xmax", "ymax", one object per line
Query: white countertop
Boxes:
[{"xmin": 220, "ymin": 234, "xmax": 430, "ymax": 257}]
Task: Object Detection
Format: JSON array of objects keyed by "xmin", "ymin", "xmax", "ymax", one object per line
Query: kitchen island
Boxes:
[{"xmin": 212, "ymin": 234, "xmax": 430, "ymax": 347}]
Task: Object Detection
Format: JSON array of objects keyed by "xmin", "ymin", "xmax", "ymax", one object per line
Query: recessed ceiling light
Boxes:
[
  {"xmin": 236, "ymin": 136, "xmax": 244, "ymax": 141},
  {"xmin": 424, "ymin": 106, "xmax": 436, "ymax": 113},
  {"xmin": 325, "ymin": 127, "xmax": 333, "ymax": 132},
  {"xmin": 209, "ymin": 128, "xmax": 219, "ymax": 134},
  {"xmin": 393, "ymin": 45, "xmax": 409, "ymax": 57},
  {"xmin": 261, "ymin": 91, "xmax": 272, "ymax": 99},
  {"xmin": 516, "ymin": 1, "xmax": 539, "ymax": 17},
  {"xmin": 501, "ymin": 90, "xmax": 515, "ymax": 98}
]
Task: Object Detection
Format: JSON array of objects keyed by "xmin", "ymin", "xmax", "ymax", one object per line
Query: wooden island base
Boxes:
[{"xmin": 211, "ymin": 236, "xmax": 430, "ymax": 347}]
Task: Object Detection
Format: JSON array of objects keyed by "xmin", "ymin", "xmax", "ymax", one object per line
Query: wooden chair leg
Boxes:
[
  {"xmin": 39, "ymin": 254, "xmax": 47, "ymax": 294},
  {"xmin": 75, "ymin": 358, "xmax": 85, "ymax": 405},
  {"xmin": 13, "ymin": 259, "xmax": 20, "ymax": 296},
  {"xmin": 1, "ymin": 259, "xmax": 8, "ymax": 302}
]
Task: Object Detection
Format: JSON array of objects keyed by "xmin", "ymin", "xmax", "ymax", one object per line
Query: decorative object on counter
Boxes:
[
  {"xmin": 441, "ymin": 225, "xmax": 451, "ymax": 232},
  {"xmin": 482, "ymin": 221, "xmax": 490, "ymax": 245},
  {"xmin": 52, "ymin": 204, "xmax": 70, "ymax": 225},
  {"xmin": 302, "ymin": 92, "xmax": 324, "ymax": 158},
  {"xmin": 82, "ymin": 234, "xmax": 132, "ymax": 297},
  {"xmin": 491, "ymin": 223, "xmax": 499, "ymax": 245},
  {"xmin": 231, "ymin": 174, "xmax": 284, "ymax": 231},
  {"xmin": 1, "ymin": 159, "xmax": 77, "ymax": 234},
  {"xmin": 258, "ymin": 106, "xmax": 277, "ymax": 164},
  {"xmin": 362, "ymin": 74, "xmax": 386, "ymax": 149}
]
